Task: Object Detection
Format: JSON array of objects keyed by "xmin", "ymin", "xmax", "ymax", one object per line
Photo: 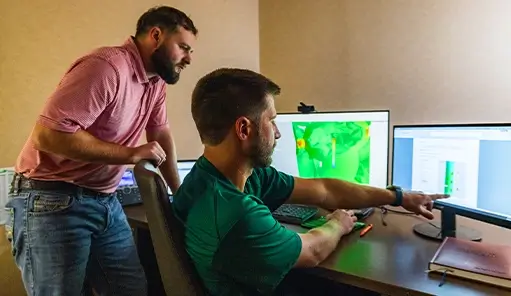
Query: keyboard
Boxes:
[
  {"xmin": 272, "ymin": 205, "xmax": 375, "ymax": 225},
  {"xmin": 272, "ymin": 204, "xmax": 318, "ymax": 225}
]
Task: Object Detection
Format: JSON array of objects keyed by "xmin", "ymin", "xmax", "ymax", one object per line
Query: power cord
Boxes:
[
  {"xmin": 379, "ymin": 206, "xmax": 441, "ymax": 231},
  {"xmin": 379, "ymin": 206, "xmax": 415, "ymax": 226},
  {"xmin": 425, "ymin": 267, "xmax": 454, "ymax": 287}
]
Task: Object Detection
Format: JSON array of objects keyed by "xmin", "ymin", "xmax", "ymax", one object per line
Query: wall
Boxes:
[
  {"xmin": 0, "ymin": 0, "xmax": 259, "ymax": 295},
  {"xmin": 260, "ymin": 0, "xmax": 511, "ymax": 124}
]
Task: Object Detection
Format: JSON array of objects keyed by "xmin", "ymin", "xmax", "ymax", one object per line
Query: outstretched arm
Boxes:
[{"xmin": 287, "ymin": 177, "xmax": 448, "ymax": 219}]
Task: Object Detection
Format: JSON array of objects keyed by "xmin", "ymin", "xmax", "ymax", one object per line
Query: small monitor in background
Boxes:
[
  {"xmin": 177, "ymin": 159, "xmax": 196, "ymax": 183},
  {"xmin": 119, "ymin": 169, "xmax": 136, "ymax": 187},
  {"xmin": 392, "ymin": 124, "xmax": 511, "ymax": 241},
  {"xmin": 166, "ymin": 160, "xmax": 196, "ymax": 198}
]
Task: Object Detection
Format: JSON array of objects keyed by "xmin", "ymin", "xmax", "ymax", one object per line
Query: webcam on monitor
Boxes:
[{"xmin": 297, "ymin": 102, "xmax": 315, "ymax": 114}]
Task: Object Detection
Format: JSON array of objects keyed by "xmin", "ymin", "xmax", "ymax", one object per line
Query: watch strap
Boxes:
[{"xmin": 386, "ymin": 185, "xmax": 403, "ymax": 207}]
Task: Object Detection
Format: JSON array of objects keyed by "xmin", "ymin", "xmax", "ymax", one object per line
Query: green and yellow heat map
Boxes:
[{"xmin": 292, "ymin": 121, "xmax": 371, "ymax": 184}]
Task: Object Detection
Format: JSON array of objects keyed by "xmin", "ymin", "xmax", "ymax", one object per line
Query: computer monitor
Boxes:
[
  {"xmin": 119, "ymin": 169, "xmax": 136, "ymax": 187},
  {"xmin": 272, "ymin": 110, "xmax": 390, "ymax": 188},
  {"xmin": 392, "ymin": 124, "xmax": 511, "ymax": 242},
  {"xmin": 177, "ymin": 159, "xmax": 196, "ymax": 183}
]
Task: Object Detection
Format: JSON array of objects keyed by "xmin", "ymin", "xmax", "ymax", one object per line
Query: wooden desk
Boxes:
[{"xmin": 124, "ymin": 205, "xmax": 511, "ymax": 296}]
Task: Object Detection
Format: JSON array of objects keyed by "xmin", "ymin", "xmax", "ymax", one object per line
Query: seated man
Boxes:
[{"xmin": 172, "ymin": 68, "xmax": 447, "ymax": 295}]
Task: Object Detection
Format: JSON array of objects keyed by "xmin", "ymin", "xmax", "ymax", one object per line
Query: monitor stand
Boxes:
[{"xmin": 412, "ymin": 207, "xmax": 482, "ymax": 242}]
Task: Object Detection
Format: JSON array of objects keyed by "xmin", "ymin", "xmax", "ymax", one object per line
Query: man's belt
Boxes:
[{"xmin": 11, "ymin": 173, "xmax": 114, "ymax": 197}]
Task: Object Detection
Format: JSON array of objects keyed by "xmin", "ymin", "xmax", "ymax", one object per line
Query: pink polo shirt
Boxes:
[{"xmin": 15, "ymin": 37, "xmax": 168, "ymax": 193}]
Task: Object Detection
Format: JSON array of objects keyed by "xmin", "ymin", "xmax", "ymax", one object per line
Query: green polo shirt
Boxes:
[{"xmin": 172, "ymin": 156, "xmax": 302, "ymax": 295}]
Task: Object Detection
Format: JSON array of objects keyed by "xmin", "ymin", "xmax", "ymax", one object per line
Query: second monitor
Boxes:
[
  {"xmin": 272, "ymin": 110, "xmax": 390, "ymax": 189},
  {"xmin": 392, "ymin": 124, "xmax": 511, "ymax": 241}
]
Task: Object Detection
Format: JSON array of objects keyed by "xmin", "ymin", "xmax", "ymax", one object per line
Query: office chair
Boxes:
[{"xmin": 133, "ymin": 160, "xmax": 205, "ymax": 296}]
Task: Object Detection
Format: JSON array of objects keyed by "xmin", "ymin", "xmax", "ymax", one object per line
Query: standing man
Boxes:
[{"xmin": 5, "ymin": 6, "xmax": 197, "ymax": 296}]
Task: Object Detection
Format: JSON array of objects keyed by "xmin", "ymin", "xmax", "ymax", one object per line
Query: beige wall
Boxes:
[
  {"xmin": 0, "ymin": 1, "xmax": 259, "ymax": 294},
  {"xmin": 259, "ymin": 0, "xmax": 511, "ymax": 250},
  {"xmin": 0, "ymin": 0, "xmax": 259, "ymax": 168},
  {"xmin": 260, "ymin": 0, "xmax": 511, "ymax": 125}
]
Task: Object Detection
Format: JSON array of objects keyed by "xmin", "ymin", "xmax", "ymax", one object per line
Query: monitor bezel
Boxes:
[
  {"xmin": 177, "ymin": 159, "xmax": 197, "ymax": 163},
  {"xmin": 391, "ymin": 122, "xmax": 511, "ymax": 230},
  {"xmin": 276, "ymin": 109, "xmax": 391, "ymax": 187},
  {"xmin": 177, "ymin": 158, "xmax": 197, "ymax": 175}
]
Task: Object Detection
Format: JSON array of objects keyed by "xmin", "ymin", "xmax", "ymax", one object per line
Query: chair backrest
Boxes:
[{"xmin": 133, "ymin": 160, "xmax": 205, "ymax": 296}]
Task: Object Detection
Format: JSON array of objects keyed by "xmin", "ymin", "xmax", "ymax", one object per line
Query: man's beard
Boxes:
[
  {"xmin": 151, "ymin": 44, "xmax": 180, "ymax": 84},
  {"xmin": 247, "ymin": 130, "xmax": 275, "ymax": 168}
]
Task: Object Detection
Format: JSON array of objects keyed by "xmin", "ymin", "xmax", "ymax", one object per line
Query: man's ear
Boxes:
[
  {"xmin": 235, "ymin": 117, "xmax": 251, "ymax": 141},
  {"xmin": 149, "ymin": 27, "xmax": 163, "ymax": 47}
]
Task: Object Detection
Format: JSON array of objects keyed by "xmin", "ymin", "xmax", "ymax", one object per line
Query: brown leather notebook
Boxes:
[{"xmin": 428, "ymin": 237, "xmax": 511, "ymax": 289}]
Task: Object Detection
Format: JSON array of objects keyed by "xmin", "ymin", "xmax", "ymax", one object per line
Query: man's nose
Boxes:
[
  {"xmin": 275, "ymin": 129, "xmax": 281, "ymax": 139},
  {"xmin": 183, "ymin": 53, "xmax": 192, "ymax": 65}
]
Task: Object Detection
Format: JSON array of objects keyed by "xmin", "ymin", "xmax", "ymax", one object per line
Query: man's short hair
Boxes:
[
  {"xmin": 191, "ymin": 68, "xmax": 281, "ymax": 145},
  {"xmin": 136, "ymin": 6, "xmax": 198, "ymax": 37}
]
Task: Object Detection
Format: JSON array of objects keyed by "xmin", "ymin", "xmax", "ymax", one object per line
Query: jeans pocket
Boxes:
[{"xmin": 29, "ymin": 192, "xmax": 75, "ymax": 216}]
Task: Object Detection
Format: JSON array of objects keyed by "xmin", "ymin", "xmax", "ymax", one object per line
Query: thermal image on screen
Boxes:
[
  {"xmin": 439, "ymin": 160, "xmax": 466, "ymax": 196},
  {"xmin": 292, "ymin": 121, "xmax": 371, "ymax": 184}
]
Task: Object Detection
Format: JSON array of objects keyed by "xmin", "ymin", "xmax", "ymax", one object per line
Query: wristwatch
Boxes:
[{"xmin": 386, "ymin": 185, "xmax": 403, "ymax": 207}]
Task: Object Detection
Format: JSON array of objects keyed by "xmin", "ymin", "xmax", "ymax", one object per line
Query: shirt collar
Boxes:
[
  {"xmin": 197, "ymin": 155, "xmax": 252, "ymax": 193},
  {"xmin": 123, "ymin": 37, "xmax": 160, "ymax": 84}
]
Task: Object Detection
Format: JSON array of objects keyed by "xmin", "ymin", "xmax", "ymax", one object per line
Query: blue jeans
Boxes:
[{"xmin": 4, "ymin": 187, "xmax": 147, "ymax": 296}]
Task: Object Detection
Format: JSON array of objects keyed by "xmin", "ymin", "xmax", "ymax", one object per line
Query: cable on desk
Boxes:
[
  {"xmin": 379, "ymin": 206, "xmax": 441, "ymax": 233},
  {"xmin": 424, "ymin": 267, "xmax": 454, "ymax": 287},
  {"xmin": 379, "ymin": 206, "xmax": 415, "ymax": 226},
  {"xmin": 381, "ymin": 206, "xmax": 415, "ymax": 215},
  {"xmin": 439, "ymin": 269, "xmax": 449, "ymax": 287}
]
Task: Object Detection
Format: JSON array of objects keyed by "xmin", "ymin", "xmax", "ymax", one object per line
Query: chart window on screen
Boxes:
[
  {"xmin": 272, "ymin": 111, "xmax": 389, "ymax": 188},
  {"xmin": 392, "ymin": 125, "xmax": 511, "ymax": 220}
]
